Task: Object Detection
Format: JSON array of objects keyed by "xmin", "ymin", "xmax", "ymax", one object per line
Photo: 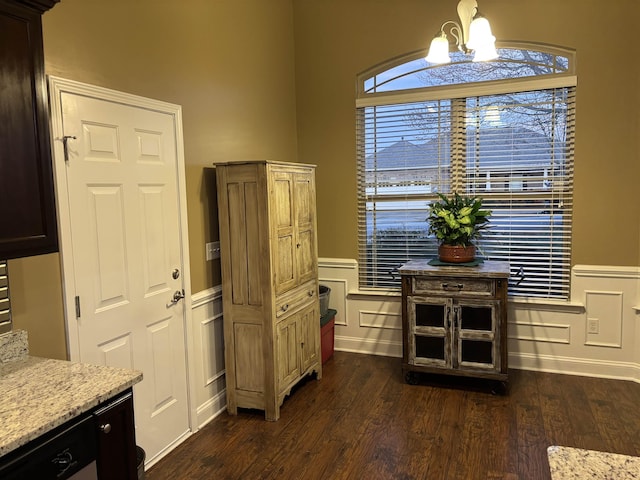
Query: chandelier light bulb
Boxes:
[
  {"xmin": 425, "ymin": 33, "xmax": 451, "ymax": 64},
  {"xmin": 466, "ymin": 15, "xmax": 494, "ymax": 51}
]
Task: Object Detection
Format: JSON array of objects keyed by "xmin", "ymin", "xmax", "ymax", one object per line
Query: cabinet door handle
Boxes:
[
  {"xmin": 281, "ymin": 304, "xmax": 289, "ymax": 312},
  {"xmin": 446, "ymin": 306, "xmax": 451, "ymax": 328},
  {"xmin": 308, "ymin": 290, "xmax": 314, "ymax": 297},
  {"xmin": 99, "ymin": 423, "xmax": 112, "ymax": 434}
]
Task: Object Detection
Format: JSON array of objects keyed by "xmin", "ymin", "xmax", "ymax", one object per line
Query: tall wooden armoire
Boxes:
[{"xmin": 215, "ymin": 160, "xmax": 322, "ymax": 421}]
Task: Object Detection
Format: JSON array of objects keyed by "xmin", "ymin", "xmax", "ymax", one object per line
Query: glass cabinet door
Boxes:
[
  {"xmin": 408, "ymin": 297, "xmax": 452, "ymax": 368},
  {"xmin": 454, "ymin": 299, "xmax": 499, "ymax": 371}
]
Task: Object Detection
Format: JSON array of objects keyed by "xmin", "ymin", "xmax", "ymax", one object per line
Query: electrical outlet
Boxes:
[
  {"xmin": 587, "ymin": 318, "xmax": 599, "ymax": 334},
  {"xmin": 206, "ymin": 241, "xmax": 221, "ymax": 261}
]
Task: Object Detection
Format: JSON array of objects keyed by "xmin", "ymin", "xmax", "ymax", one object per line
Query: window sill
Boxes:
[{"xmin": 347, "ymin": 289, "xmax": 401, "ymax": 300}]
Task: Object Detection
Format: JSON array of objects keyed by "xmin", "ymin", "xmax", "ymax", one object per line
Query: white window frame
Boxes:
[{"xmin": 356, "ymin": 42, "xmax": 577, "ymax": 299}]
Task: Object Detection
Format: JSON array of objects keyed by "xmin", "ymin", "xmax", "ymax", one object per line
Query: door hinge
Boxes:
[{"xmin": 75, "ymin": 295, "xmax": 81, "ymax": 318}]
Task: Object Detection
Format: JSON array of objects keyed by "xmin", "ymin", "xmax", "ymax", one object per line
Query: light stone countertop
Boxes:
[
  {"xmin": 0, "ymin": 353, "xmax": 142, "ymax": 457},
  {"xmin": 548, "ymin": 445, "xmax": 640, "ymax": 479}
]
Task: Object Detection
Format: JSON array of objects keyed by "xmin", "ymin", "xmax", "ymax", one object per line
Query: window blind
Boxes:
[{"xmin": 357, "ymin": 86, "xmax": 575, "ymax": 298}]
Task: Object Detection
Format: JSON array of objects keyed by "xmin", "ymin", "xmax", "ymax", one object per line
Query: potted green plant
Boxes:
[{"xmin": 426, "ymin": 192, "xmax": 491, "ymax": 263}]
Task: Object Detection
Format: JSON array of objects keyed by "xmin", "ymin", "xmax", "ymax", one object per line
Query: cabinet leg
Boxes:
[
  {"xmin": 404, "ymin": 371, "xmax": 418, "ymax": 385},
  {"xmin": 491, "ymin": 381, "xmax": 508, "ymax": 396}
]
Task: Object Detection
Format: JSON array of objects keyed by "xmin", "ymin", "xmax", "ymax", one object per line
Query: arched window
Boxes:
[{"xmin": 356, "ymin": 43, "xmax": 576, "ymax": 299}]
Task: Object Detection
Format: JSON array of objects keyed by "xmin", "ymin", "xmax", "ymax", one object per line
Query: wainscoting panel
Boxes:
[
  {"xmin": 318, "ymin": 259, "xmax": 640, "ymax": 382},
  {"xmin": 191, "ymin": 287, "xmax": 226, "ymax": 428},
  {"xmin": 318, "ymin": 278, "xmax": 348, "ymax": 326},
  {"xmin": 508, "ymin": 321, "xmax": 571, "ymax": 344},
  {"xmin": 584, "ymin": 290, "xmax": 623, "ymax": 348},
  {"xmin": 358, "ymin": 310, "xmax": 402, "ymax": 330}
]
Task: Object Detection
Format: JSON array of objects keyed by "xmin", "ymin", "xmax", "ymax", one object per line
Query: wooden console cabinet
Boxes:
[{"xmin": 399, "ymin": 260, "xmax": 510, "ymax": 391}]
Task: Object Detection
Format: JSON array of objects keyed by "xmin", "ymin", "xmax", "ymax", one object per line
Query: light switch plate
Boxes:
[{"xmin": 206, "ymin": 241, "xmax": 221, "ymax": 261}]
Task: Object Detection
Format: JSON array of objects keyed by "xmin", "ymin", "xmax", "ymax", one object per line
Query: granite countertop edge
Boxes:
[
  {"xmin": 547, "ymin": 445, "xmax": 640, "ymax": 478},
  {"xmin": 0, "ymin": 355, "xmax": 143, "ymax": 457}
]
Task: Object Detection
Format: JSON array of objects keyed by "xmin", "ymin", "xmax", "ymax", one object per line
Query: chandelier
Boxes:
[{"xmin": 425, "ymin": 0, "xmax": 498, "ymax": 64}]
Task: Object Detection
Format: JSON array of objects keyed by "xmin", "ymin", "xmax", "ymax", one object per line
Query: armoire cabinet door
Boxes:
[
  {"xmin": 276, "ymin": 301, "xmax": 320, "ymax": 393},
  {"xmin": 293, "ymin": 171, "xmax": 316, "ymax": 285},
  {"xmin": 271, "ymin": 167, "xmax": 317, "ymax": 295},
  {"xmin": 272, "ymin": 170, "xmax": 297, "ymax": 295},
  {"xmin": 276, "ymin": 314, "xmax": 300, "ymax": 389},
  {"xmin": 299, "ymin": 302, "xmax": 320, "ymax": 372}
]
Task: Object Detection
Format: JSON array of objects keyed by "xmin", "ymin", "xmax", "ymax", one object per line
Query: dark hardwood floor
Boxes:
[{"xmin": 146, "ymin": 352, "xmax": 640, "ymax": 480}]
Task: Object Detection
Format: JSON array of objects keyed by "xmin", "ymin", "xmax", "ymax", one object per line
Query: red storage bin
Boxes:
[{"xmin": 320, "ymin": 309, "xmax": 336, "ymax": 364}]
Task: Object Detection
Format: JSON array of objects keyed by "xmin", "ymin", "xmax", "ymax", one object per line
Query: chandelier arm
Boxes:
[
  {"xmin": 456, "ymin": 0, "xmax": 478, "ymax": 45},
  {"xmin": 439, "ymin": 20, "xmax": 463, "ymax": 50}
]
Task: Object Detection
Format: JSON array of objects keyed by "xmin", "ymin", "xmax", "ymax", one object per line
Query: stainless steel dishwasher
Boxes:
[{"xmin": 0, "ymin": 412, "xmax": 98, "ymax": 479}]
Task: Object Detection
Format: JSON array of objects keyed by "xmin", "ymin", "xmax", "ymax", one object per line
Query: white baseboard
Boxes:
[
  {"xmin": 196, "ymin": 388, "xmax": 227, "ymax": 429},
  {"xmin": 332, "ymin": 340, "xmax": 640, "ymax": 383},
  {"xmin": 335, "ymin": 335, "xmax": 402, "ymax": 358},
  {"xmin": 144, "ymin": 429, "xmax": 192, "ymax": 470},
  {"xmin": 509, "ymin": 352, "xmax": 640, "ymax": 382}
]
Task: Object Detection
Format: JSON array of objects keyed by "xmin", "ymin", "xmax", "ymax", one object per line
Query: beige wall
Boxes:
[
  {"xmin": 8, "ymin": 254, "xmax": 66, "ymax": 360},
  {"xmin": 10, "ymin": 0, "xmax": 640, "ymax": 359},
  {"xmin": 11, "ymin": 0, "xmax": 299, "ymax": 359},
  {"xmin": 294, "ymin": 0, "xmax": 640, "ymax": 266}
]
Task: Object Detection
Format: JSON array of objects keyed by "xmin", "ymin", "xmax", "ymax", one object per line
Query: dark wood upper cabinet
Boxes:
[{"xmin": 0, "ymin": 0, "xmax": 60, "ymax": 259}]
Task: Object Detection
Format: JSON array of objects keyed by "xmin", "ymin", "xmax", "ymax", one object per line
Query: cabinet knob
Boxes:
[
  {"xmin": 281, "ymin": 304, "xmax": 289, "ymax": 312},
  {"xmin": 308, "ymin": 290, "xmax": 314, "ymax": 297},
  {"xmin": 99, "ymin": 423, "xmax": 112, "ymax": 434}
]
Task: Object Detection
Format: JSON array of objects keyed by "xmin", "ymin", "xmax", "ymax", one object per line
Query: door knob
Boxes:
[
  {"xmin": 166, "ymin": 289, "xmax": 185, "ymax": 307},
  {"xmin": 172, "ymin": 269, "xmax": 180, "ymax": 279}
]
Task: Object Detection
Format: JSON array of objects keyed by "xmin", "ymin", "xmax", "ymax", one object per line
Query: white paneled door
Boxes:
[{"xmin": 49, "ymin": 77, "xmax": 192, "ymax": 465}]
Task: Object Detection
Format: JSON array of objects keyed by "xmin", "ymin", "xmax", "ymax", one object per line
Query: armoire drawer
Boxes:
[{"xmin": 275, "ymin": 280, "xmax": 317, "ymax": 318}]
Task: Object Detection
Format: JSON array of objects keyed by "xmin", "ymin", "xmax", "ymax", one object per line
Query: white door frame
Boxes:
[{"xmin": 47, "ymin": 75, "xmax": 198, "ymax": 434}]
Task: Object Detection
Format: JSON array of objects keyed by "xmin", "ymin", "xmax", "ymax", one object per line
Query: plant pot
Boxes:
[{"xmin": 438, "ymin": 244, "xmax": 476, "ymax": 263}]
